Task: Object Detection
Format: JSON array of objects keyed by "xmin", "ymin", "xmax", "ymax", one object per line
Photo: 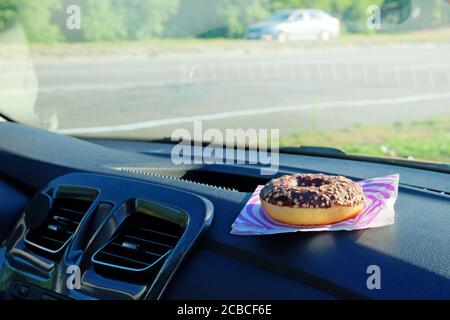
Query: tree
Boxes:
[
  {"xmin": 80, "ymin": 0, "xmax": 179, "ymax": 41},
  {"xmin": 114, "ymin": 0, "xmax": 179, "ymax": 40},
  {"xmin": 0, "ymin": 0, "xmax": 20, "ymax": 31},
  {"xmin": 18, "ymin": 0, "xmax": 63, "ymax": 42},
  {"xmin": 218, "ymin": 0, "xmax": 270, "ymax": 38},
  {"xmin": 82, "ymin": 0, "xmax": 126, "ymax": 41}
]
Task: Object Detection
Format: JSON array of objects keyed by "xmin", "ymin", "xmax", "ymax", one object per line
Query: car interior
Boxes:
[
  {"xmin": 0, "ymin": 0, "xmax": 449, "ymax": 303},
  {"xmin": 0, "ymin": 122, "xmax": 449, "ymax": 300}
]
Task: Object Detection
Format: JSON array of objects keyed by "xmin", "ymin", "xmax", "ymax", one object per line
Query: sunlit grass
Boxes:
[{"xmin": 280, "ymin": 116, "xmax": 450, "ymax": 163}]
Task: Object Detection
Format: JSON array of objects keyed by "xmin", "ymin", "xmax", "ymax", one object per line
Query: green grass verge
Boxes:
[
  {"xmin": 280, "ymin": 116, "xmax": 450, "ymax": 164},
  {"xmin": 24, "ymin": 28, "xmax": 450, "ymax": 57}
]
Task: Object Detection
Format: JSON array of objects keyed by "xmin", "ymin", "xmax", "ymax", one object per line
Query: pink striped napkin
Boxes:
[{"xmin": 231, "ymin": 174, "xmax": 399, "ymax": 235}]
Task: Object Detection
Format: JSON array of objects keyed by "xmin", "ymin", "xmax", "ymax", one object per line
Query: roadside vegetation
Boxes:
[
  {"xmin": 23, "ymin": 28, "xmax": 450, "ymax": 57},
  {"xmin": 280, "ymin": 116, "xmax": 450, "ymax": 163},
  {"xmin": 1, "ymin": 0, "xmax": 449, "ymax": 43},
  {"xmin": 0, "ymin": 0, "xmax": 381, "ymax": 42}
]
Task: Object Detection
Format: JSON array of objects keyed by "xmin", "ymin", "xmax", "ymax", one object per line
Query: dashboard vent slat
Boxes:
[
  {"xmin": 25, "ymin": 196, "xmax": 94, "ymax": 256},
  {"xmin": 122, "ymin": 234, "xmax": 173, "ymax": 249},
  {"xmin": 92, "ymin": 212, "xmax": 184, "ymax": 281},
  {"xmin": 59, "ymin": 207, "xmax": 85, "ymax": 215},
  {"xmin": 138, "ymin": 227, "xmax": 180, "ymax": 240},
  {"xmin": 95, "ymin": 251, "xmax": 151, "ymax": 270}
]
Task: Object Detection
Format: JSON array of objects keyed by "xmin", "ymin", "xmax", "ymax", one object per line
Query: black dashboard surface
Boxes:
[{"xmin": 0, "ymin": 122, "xmax": 449, "ymax": 299}]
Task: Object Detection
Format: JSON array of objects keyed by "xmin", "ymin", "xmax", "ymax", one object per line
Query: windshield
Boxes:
[
  {"xmin": 267, "ymin": 11, "xmax": 292, "ymax": 21},
  {"xmin": 0, "ymin": 0, "xmax": 449, "ymax": 165}
]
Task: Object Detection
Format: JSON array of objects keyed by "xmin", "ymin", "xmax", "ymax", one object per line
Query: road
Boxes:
[{"xmin": 17, "ymin": 43, "xmax": 450, "ymax": 140}]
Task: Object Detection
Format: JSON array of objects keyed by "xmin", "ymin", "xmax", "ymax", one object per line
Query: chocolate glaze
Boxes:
[{"xmin": 260, "ymin": 173, "xmax": 365, "ymax": 208}]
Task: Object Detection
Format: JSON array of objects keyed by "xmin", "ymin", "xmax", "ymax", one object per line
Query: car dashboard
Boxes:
[{"xmin": 0, "ymin": 122, "xmax": 449, "ymax": 300}]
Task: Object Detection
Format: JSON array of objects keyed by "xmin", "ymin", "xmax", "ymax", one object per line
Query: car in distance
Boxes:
[{"xmin": 245, "ymin": 9, "xmax": 340, "ymax": 42}]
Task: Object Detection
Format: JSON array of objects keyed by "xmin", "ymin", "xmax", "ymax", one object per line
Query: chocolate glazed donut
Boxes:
[{"xmin": 260, "ymin": 173, "xmax": 366, "ymax": 226}]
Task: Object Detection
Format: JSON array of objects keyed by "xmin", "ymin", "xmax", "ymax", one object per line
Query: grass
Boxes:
[
  {"xmin": 280, "ymin": 116, "xmax": 450, "ymax": 164},
  {"xmin": 23, "ymin": 28, "xmax": 450, "ymax": 58}
]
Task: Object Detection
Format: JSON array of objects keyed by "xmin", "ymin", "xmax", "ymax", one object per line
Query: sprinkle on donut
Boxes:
[{"xmin": 260, "ymin": 173, "xmax": 365, "ymax": 209}]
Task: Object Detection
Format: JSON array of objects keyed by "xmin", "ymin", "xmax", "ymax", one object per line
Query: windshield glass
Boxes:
[
  {"xmin": 0, "ymin": 0, "xmax": 449, "ymax": 164},
  {"xmin": 267, "ymin": 11, "xmax": 292, "ymax": 21}
]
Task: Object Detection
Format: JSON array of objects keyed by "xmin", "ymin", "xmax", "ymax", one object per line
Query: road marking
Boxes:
[
  {"xmin": 37, "ymin": 81, "xmax": 167, "ymax": 93},
  {"xmin": 56, "ymin": 92, "xmax": 450, "ymax": 134}
]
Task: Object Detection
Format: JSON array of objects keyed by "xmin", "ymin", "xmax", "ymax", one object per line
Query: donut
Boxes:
[{"xmin": 259, "ymin": 173, "xmax": 365, "ymax": 226}]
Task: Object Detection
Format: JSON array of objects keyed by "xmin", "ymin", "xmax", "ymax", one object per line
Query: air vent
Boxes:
[
  {"xmin": 92, "ymin": 213, "xmax": 184, "ymax": 281},
  {"xmin": 25, "ymin": 195, "xmax": 94, "ymax": 256}
]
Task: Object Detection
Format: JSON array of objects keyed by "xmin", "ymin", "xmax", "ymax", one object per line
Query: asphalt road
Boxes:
[{"xmin": 27, "ymin": 43, "xmax": 450, "ymax": 140}]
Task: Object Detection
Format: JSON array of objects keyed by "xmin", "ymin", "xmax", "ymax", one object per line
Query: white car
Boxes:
[{"xmin": 246, "ymin": 9, "xmax": 340, "ymax": 42}]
